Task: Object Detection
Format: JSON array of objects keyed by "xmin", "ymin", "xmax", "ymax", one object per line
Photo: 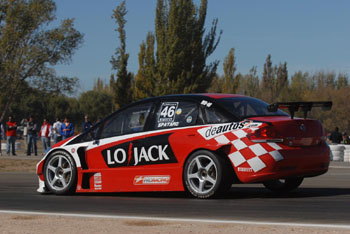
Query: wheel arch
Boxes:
[
  {"xmin": 43, "ymin": 147, "xmax": 82, "ymax": 170},
  {"xmin": 181, "ymin": 144, "xmax": 239, "ymax": 186}
]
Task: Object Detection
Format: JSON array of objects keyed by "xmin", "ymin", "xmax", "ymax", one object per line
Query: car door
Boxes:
[
  {"xmin": 84, "ymin": 102, "xmax": 155, "ymax": 183},
  {"xmin": 144, "ymin": 98, "xmax": 201, "ymax": 163}
]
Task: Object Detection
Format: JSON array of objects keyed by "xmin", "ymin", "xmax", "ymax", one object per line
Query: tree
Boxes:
[
  {"xmin": 288, "ymin": 71, "xmax": 309, "ymax": 101},
  {"xmin": 78, "ymin": 90, "xmax": 113, "ymax": 123},
  {"xmin": 275, "ymin": 62, "xmax": 288, "ymax": 101},
  {"xmin": 0, "ymin": 0, "xmax": 83, "ymax": 121},
  {"xmin": 240, "ymin": 66, "xmax": 260, "ymax": 97},
  {"xmin": 134, "ymin": 32, "xmax": 157, "ymax": 100},
  {"xmin": 261, "ymin": 54, "xmax": 275, "ymax": 102},
  {"xmin": 153, "ymin": 0, "xmax": 222, "ymax": 95},
  {"xmin": 222, "ymin": 48, "xmax": 239, "ymax": 93},
  {"xmin": 110, "ymin": 0, "xmax": 133, "ymax": 109}
]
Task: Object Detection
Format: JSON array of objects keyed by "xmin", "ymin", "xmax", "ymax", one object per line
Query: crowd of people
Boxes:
[{"xmin": 0, "ymin": 115, "xmax": 93, "ymax": 156}]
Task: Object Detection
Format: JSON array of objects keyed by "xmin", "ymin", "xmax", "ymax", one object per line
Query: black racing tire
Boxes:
[
  {"xmin": 43, "ymin": 150, "xmax": 77, "ymax": 195},
  {"xmin": 183, "ymin": 150, "xmax": 232, "ymax": 199},
  {"xmin": 263, "ymin": 177, "xmax": 304, "ymax": 193}
]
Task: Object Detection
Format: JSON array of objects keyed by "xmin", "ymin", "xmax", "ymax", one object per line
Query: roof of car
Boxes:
[
  {"xmin": 199, "ymin": 93, "xmax": 246, "ymax": 99},
  {"xmin": 158, "ymin": 93, "xmax": 246, "ymax": 100}
]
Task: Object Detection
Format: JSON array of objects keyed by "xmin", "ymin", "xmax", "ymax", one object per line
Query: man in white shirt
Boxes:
[
  {"xmin": 39, "ymin": 119, "xmax": 52, "ymax": 153},
  {"xmin": 53, "ymin": 118, "xmax": 62, "ymax": 144}
]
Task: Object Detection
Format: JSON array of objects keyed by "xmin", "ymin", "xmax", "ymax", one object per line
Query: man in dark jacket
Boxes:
[
  {"xmin": 330, "ymin": 127, "xmax": 343, "ymax": 144},
  {"xmin": 26, "ymin": 116, "xmax": 38, "ymax": 156}
]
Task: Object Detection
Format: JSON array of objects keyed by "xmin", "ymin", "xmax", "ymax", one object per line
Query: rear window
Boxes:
[{"xmin": 217, "ymin": 97, "xmax": 288, "ymax": 119}]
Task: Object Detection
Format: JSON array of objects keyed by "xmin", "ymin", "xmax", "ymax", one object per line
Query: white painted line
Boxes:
[
  {"xmin": 0, "ymin": 210, "xmax": 350, "ymax": 230},
  {"xmin": 329, "ymin": 166, "xmax": 350, "ymax": 169}
]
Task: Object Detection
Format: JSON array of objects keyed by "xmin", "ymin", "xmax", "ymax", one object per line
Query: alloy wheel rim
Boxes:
[
  {"xmin": 46, "ymin": 155, "xmax": 72, "ymax": 191},
  {"xmin": 187, "ymin": 155, "xmax": 217, "ymax": 194}
]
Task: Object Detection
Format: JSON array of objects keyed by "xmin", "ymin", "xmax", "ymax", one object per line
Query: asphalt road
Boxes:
[{"xmin": 0, "ymin": 163, "xmax": 349, "ymax": 225}]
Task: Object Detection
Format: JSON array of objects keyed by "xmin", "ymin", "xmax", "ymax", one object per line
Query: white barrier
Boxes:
[
  {"xmin": 329, "ymin": 144, "xmax": 350, "ymax": 162},
  {"xmin": 0, "ymin": 142, "xmax": 21, "ymax": 152},
  {"xmin": 344, "ymin": 145, "xmax": 350, "ymax": 163}
]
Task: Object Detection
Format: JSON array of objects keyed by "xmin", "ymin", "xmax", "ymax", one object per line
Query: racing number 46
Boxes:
[{"xmin": 160, "ymin": 105, "xmax": 176, "ymax": 118}]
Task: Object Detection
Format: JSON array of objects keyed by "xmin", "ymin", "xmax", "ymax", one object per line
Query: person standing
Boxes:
[
  {"xmin": 52, "ymin": 118, "xmax": 62, "ymax": 144},
  {"xmin": 82, "ymin": 115, "xmax": 92, "ymax": 133},
  {"xmin": 0, "ymin": 122, "xmax": 4, "ymax": 156},
  {"xmin": 6, "ymin": 115, "xmax": 17, "ymax": 156},
  {"xmin": 20, "ymin": 118, "xmax": 28, "ymax": 140},
  {"xmin": 39, "ymin": 119, "xmax": 52, "ymax": 153},
  {"xmin": 329, "ymin": 127, "xmax": 342, "ymax": 144},
  {"xmin": 26, "ymin": 116, "xmax": 38, "ymax": 156},
  {"xmin": 60, "ymin": 117, "xmax": 74, "ymax": 139}
]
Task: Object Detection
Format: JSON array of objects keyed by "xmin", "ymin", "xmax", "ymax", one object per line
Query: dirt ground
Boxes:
[{"xmin": 0, "ymin": 158, "xmax": 38, "ymax": 172}]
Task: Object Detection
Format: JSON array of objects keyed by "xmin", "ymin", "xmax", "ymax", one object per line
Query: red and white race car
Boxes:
[{"xmin": 36, "ymin": 94, "xmax": 332, "ymax": 198}]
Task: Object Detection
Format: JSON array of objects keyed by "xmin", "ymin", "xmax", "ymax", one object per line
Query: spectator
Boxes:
[
  {"xmin": 6, "ymin": 115, "xmax": 17, "ymax": 156},
  {"xmin": 39, "ymin": 119, "xmax": 52, "ymax": 153},
  {"xmin": 20, "ymin": 118, "xmax": 28, "ymax": 140},
  {"xmin": 329, "ymin": 127, "xmax": 343, "ymax": 144},
  {"xmin": 26, "ymin": 116, "xmax": 38, "ymax": 156},
  {"xmin": 60, "ymin": 117, "xmax": 74, "ymax": 139},
  {"xmin": 82, "ymin": 115, "xmax": 92, "ymax": 133},
  {"xmin": 342, "ymin": 133, "xmax": 350, "ymax": 145},
  {"xmin": 0, "ymin": 122, "xmax": 4, "ymax": 156},
  {"xmin": 53, "ymin": 118, "xmax": 62, "ymax": 144}
]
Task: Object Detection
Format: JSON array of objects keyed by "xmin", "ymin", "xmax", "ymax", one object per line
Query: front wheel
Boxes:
[
  {"xmin": 183, "ymin": 150, "xmax": 232, "ymax": 199},
  {"xmin": 43, "ymin": 150, "xmax": 77, "ymax": 195},
  {"xmin": 263, "ymin": 177, "xmax": 304, "ymax": 193}
]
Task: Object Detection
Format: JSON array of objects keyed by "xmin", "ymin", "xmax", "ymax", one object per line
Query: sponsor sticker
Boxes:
[
  {"xmin": 186, "ymin": 116, "xmax": 193, "ymax": 123},
  {"xmin": 101, "ymin": 134, "xmax": 178, "ymax": 168},
  {"xmin": 197, "ymin": 121, "xmax": 262, "ymax": 140},
  {"xmin": 134, "ymin": 175, "xmax": 170, "ymax": 185},
  {"xmin": 237, "ymin": 167, "xmax": 253, "ymax": 172},
  {"xmin": 94, "ymin": 172, "xmax": 102, "ymax": 190},
  {"xmin": 200, "ymin": 100, "xmax": 213, "ymax": 107}
]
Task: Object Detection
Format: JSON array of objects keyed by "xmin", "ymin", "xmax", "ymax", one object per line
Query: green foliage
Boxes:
[
  {"xmin": 150, "ymin": 0, "xmax": 221, "ymax": 95},
  {"xmin": 0, "ymin": 0, "xmax": 83, "ymax": 121},
  {"xmin": 261, "ymin": 54, "xmax": 275, "ymax": 102},
  {"xmin": 222, "ymin": 48, "xmax": 239, "ymax": 93},
  {"xmin": 134, "ymin": 32, "xmax": 157, "ymax": 100},
  {"xmin": 239, "ymin": 66, "xmax": 260, "ymax": 97},
  {"xmin": 78, "ymin": 90, "xmax": 113, "ymax": 122},
  {"xmin": 207, "ymin": 74, "xmax": 223, "ymax": 93},
  {"xmin": 110, "ymin": 0, "xmax": 133, "ymax": 109}
]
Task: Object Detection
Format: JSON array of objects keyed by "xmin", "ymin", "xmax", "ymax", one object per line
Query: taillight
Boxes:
[{"xmin": 247, "ymin": 126, "xmax": 283, "ymax": 143}]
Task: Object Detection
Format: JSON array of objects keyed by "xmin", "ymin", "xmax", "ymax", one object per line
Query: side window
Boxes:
[
  {"xmin": 123, "ymin": 103, "xmax": 152, "ymax": 134},
  {"xmin": 202, "ymin": 106, "xmax": 230, "ymax": 124},
  {"xmin": 155, "ymin": 101, "xmax": 198, "ymax": 129},
  {"xmin": 100, "ymin": 103, "xmax": 153, "ymax": 139},
  {"xmin": 100, "ymin": 114, "xmax": 124, "ymax": 139}
]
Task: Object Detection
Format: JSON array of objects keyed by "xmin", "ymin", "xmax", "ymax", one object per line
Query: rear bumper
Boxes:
[{"xmin": 234, "ymin": 142, "xmax": 330, "ymax": 183}]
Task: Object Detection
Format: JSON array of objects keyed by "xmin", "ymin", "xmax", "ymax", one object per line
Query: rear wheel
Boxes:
[
  {"xmin": 43, "ymin": 150, "xmax": 77, "ymax": 195},
  {"xmin": 263, "ymin": 177, "xmax": 304, "ymax": 193},
  {"xmin": 183, "ymin": 150, "xmax": 232, "ymax": 199}
]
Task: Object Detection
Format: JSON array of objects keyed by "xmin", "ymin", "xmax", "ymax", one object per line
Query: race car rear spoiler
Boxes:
[{"xmin": 267, "ymin": 101, "xmax": 332, "ymax": 119}]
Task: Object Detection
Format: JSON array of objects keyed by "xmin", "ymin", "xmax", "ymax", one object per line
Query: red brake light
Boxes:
[{"xmin": 248, "ymin": 126, "xmax": 282, "ymax": 143}]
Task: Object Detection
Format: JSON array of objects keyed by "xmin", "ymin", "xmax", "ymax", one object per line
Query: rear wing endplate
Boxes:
[{"xmin": 267, "ymin": 101, "xmax": 332, "ymax": 119}]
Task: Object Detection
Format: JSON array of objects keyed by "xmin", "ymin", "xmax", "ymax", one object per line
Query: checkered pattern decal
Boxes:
[{"xmin": 199, "ymin": 123, "xmax": 285, "ymax": 173}]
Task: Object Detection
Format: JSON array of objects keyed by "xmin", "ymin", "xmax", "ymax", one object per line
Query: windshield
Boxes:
[{"xmin": 217, "ymin": 97, "xmax": 288, "ymax": 119}]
